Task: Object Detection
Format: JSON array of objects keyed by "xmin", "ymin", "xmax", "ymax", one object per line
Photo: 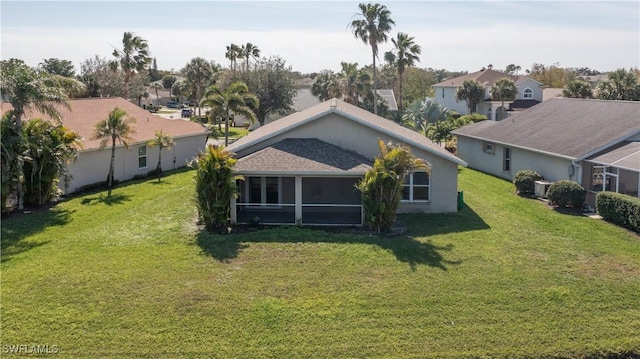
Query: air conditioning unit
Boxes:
[{"xmin": 535, "ymin": 180, "xmax": 553, "ymax": 198}]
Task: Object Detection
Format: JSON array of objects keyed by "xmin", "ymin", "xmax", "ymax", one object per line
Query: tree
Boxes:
[
  {"xmin": 384, "ymin": 32, "xmax": 421, "ymax": 111},
  {"xmin": 241, "ymin": 42, "xmax": 260, "ymax": 72},
  {"xmin": 490, "ymin": 78, "xmax": 517, "ymax": 120},
  {"xmin": 110, "ymin": 32, "xmax": 151, "ymax": 100},
  {"xmin": 349, "ymin": 2, "xmax": 395, "ymax": 115},
  {"xmin": 242, "ymin": 56, "xmax": 297, "ymax": 125},
  {"xmin": 92, "ymin": 108, "xmax": 136, "ymax": 197},
  {"xmin": 596, "ymin": 68, "xmax": 640, "ymax": 101},
  {"xmin": 225, "ymin": 43, "xmax": 242, "ymax": 75},
  {"xmin": 403, "ymin": 67, "xmax": 437, "ymax": 104},
  {"xmin": 192, "ymin": 145, "xmax": 241, "ymax": 231},
  {"xmin": 403, "ymin": 98, "xmax": 451, "ymax": 144},
  {"xmin": 357, "ymin": 139, "xmax": 428, "ymax": 233},
  {"xmin": 148, "ymin": 57, "xmax": 162, "ymax": 82},
  {"xmin": 147, "ymin": 130, "xmax": 175, "ymax": 181},
  {"xmin": 0, "ymin": 58, "xmax": 71, "ymax": 209},
  {"xmin": 39, "ymin": 58, "xmax": 75, "ymax": 77},
  {"xmin": 201, "ymin": 81, "xmax": 258, "ymax": 146},
  {"xmin": 150, "ymin": 82, "xmax": 164, "ymax": 107},
  {"xmin": 311, "ymin": 70, "xmax": 341, "ymax": 101},
  {"xmin": 162, "ymin": 75, "xmax": 177, "ymax": 91},
  {"xmin": 563, "ymin": 79, "xmax": 593, "ymax": 99},
  {"xmin": 337, "ymin": 62, "xmax": 371, "ymax": 105},
  {"xmin": 528, "ymin": 63, "xmax": 575, "ymax": 88},
  {"xmin": 129, "ymin": 72, "xmax": 149, "ymax": 107},
  {"xmin": 505, "ymin": 64, "xmax": 521, "ymax": 75},
  {"xmin": 22, "ymin": 118, "xmax": 81, "ymax": 206},
  {"xmin": 80, "ymin": 55, "xmax": 124, "ymax": 98},
  {"xmin": 1, "ymin": 112, "xmax": 24, "ymax": 213},
  {"xmin": 183, "ymin": 57, "xmax": 220, "ymax": 117},
  {"xmin": 456, "ymin": 79, "xmax": 484, "ymax": 114}
]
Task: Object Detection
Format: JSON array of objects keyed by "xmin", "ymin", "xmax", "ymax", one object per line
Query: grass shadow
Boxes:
[
  {"xmin": 1, "ymin": 207, "xmax": 73, "ymax": 262},
  {"xmin": 80, "ymin": 192, "xmax": 131, "ymax": 206},
  {"xmin": 196, "ymin": 225, "xmax": 460, "ymax": 271},
  {"xmin": 399, "ymin": 204, "xmax": 490, "ymax": 237}
]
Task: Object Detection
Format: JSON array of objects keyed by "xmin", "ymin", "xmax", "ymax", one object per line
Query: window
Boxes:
[
  {"xmin": 503, "ymin": 147, "xmax": 511, "ymax": 172},
  {"xmin": 483, "ymin": 142, "xmax": 495, "ymax": 154},
  {"xmin": 590, "ymin": 165, "xmax": 619, "ymax": 192},
  {"xmin": 523, "ymin": 88, "xmax": 533, "ymax": 99},
  {"xmin": 402, "ymin": 171, "xmax": 430, "ymax": 202},
  {"xmin": 246, "ymin": 177, "xmax": 282, "ymax": 205},
  {"xmin": 138, "ymin": 145, "xmax": 147, "ymax": 168}
]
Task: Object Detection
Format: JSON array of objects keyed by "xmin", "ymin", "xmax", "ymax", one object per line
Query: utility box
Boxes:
[{"xmin": 534, "ymin": 180, "xmax": 553, "ymax": 198}]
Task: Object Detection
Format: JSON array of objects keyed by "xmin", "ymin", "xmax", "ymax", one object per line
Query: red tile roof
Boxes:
[{"xmin": 1, "ymin": 97, "xmax": 207, "ymax": 150}]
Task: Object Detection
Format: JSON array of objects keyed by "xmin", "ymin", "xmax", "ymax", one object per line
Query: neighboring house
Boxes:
[
  {"xmin": 1, "ymin": 97, "xmax": 208, "ymax": 194},
  {"xmin": 376, "ymin": 89, "xmax": 398, "ymax": 112},
  {"xmin": 141, "ymin": 76, "xmax": 187, "ymax": 108},
  {"xmin": 432, "ymin": 69, "xmax": 544, "ymax": 120},
  {"xmin": 452, "ymin": 98, "xmax": 640, "ymax": 207},
  {"xmin": 226, "ymin": 98, "xmax": 467, "ymax": 225}
]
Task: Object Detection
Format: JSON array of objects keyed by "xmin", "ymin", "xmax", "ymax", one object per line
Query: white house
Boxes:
[
  {"xmin": 432, "ymin": 69, "xmax": 544, "ymax": 120},
  {"xmin": 452, "ymin": 98, "xmax": 640, "ymax": 207},
  {"xmin": 226, "ymin": 98, "xmax": 467, "ymax": 226},
  {"xmin": 1, "ymin": 97, "xmax": 208, "ymax": 194}
]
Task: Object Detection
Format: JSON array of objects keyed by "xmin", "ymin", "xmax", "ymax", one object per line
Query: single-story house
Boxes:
[
  {"xmin": 432, "ymin": 68, "xmax": 544, "ymax": 120},
  {"xmin": 452, "ymin": 98, "xmax": 640, "ymax": 207},
  {"xmin": 1, "ymin": 97, "xmax": 208, "ymax": 194},
  {"xmin": 226, "ymin": 98, "xmax": 467, "ymax": 225}
]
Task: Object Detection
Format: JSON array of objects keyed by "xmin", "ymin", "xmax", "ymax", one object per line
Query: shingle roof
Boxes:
[
  {"xmin": 432, "ymin": 69, "xmax": 525, "ymax": 88},
  {"xmin": 508, "ymin": 99, "xmax": 541, "ymax": 111},
  {"xmin": 588, "ymin": 142, "xmax": 640, "ymax": 172},
  {"xmin": 1, "ymin": 97, "xmax": 207, "ymax": 150},
  {"xmin": 228, "ymin": 98, "xmax": 466, "ymax": 166},
  {"xmin": 235, "ymin": 138, "xmax": 372, "ymax": 174},
  {"xmin": 453, "ymin": 98, "xmax": 640, "ymax": 160},
  {"xmin": 376, "ymin": 89, "xmax": 398, "ymax": 111}
]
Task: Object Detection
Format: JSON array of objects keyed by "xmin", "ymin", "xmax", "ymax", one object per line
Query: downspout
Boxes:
[{"xmin": 571, "ymin": 159, "xmax": 582, "ymax": 184}]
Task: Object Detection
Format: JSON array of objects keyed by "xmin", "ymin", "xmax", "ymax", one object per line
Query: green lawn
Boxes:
[{"xmin": 2, "ymin": 168, "xmax": 639, "ymax": 358}]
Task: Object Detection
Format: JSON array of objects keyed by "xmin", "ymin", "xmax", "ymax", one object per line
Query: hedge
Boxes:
[
  {"xmin": 547, "ymin": 180, "xmax": 586, "ymax": 208},
  {"xmin": 513, "ymin": 170, "xmax": 543, "ymax": 195},
  {"xmin": 596, "ymin": 191, "xmax": 640, "ymax": 233}
]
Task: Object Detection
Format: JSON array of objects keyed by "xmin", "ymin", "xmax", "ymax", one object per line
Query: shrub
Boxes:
[
  {"xmin": 546, "ymin": 180, "xmax": 586, "ymax": 208},
  {"xmin": 457, "ymin": 114, "xmax": 489, "ymax": 123},
  {"xmin": 513, "ymin": 170, "xmax": 543, "ymax": 195},
  {"xmin": 596, "ymin": 192, "xmax": 640, "ymax": 233},
  {"xmin": 192, "ymin": 145, "xmax": 240, "ymax": 231}
]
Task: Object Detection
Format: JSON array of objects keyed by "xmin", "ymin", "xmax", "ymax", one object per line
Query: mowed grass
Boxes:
[{"xmin": 1, "ymin": 168, "xmax": 639, "ymax": 358}]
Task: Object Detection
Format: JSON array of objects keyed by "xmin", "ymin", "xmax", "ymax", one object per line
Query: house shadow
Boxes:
[
  {"xmin": 1, "ymin": 207, "xmax": 73, "ymax": 263},
  {"xmin": 399, "ymin": 204, "xmax": 490, "ymax": 237},
  {"xmin": 195, "ymin": 225, "xmax": 460, "ymax": 271}
]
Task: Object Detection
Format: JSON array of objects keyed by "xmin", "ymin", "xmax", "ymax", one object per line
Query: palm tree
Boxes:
[
  {"xmin": 384, "ymin": 32, "xmax": 421, "ymax": 111},
  {"xmin": 490, "ymin": 78, "xmax": 517, "ymax": 120},
  {"xmin": 110, "ymin": 32, "xmax": 151, "ymax": 100},
  {"xmin": 563, "ymin": 80, "xmax": 593, "ymax": 99},
  {"xmin": 201, "ymin": 81, "xmax": 259, "ymax": 146},
  {"xmin": 402, "ymin": 98, "xmax": 450, "ymax": 144},
  {"xmin": 225, "ymin": 44, "xmax": 242, "ymax": 75},
  {"xmin": 337, "ymin": 62, "xmax": 371, "ymax": 105},
  {"xmin": 242, "ymin": 43, "xmax": 261, "ymax": 72},
  {"xmin": 183, "ymin": 57, "xmax": 217, "ymax": 117},
  {"xmin": 150, "ymin": 82, "xmax": 163, "ymax": 107},
  {"xmin": 349, "ymin": 2, "xmax": 395, "ymax": 115},
  {"xmin": 0, "ymin": 58, "xmax": 71, "ymax": 210},
  {"xmin": 147, "ymin": 130, "xmax": 175, "ymax": 181},
  {"xmin": 456, "ymin": 79, "xmax": 484, "ymax": 114},
  {"xmin": 92, "ymin": 107, "xmax": 136, "ymax": 197},
  {"xmin": 596, "ymin": 68, "xmax": 640, "ymax": 101},
  {"xmin": 311, "ymin": 70, "xmax": 341, "ymax": 102}
]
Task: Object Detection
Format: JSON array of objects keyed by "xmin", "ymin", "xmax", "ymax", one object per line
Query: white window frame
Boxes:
[
  {"xmin": 401, "ymin": 171, "xmax": 430, "ymax": 203},
  {"xmin": 523, "ymin": 88, "xmax": 533, "ymax": 99},
  {"xmin": 138, "ymin": 145, "xmax": 147, "ymax": 169}
]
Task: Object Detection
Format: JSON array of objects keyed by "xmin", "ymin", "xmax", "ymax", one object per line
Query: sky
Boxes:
[{"xmin": 1, "ymin": 1, "xmax": 639, "ymax": 74}]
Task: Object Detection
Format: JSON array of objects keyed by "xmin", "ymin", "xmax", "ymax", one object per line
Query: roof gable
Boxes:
[
  {"xmin": 453, "ymin": 98, "xmax": 640, "ymax": 159},
  {"xmin": 1, "ymin": 98, "xmax": 207, "ymax": 150},
  {"xmin": 227, "ymin": 98, "xmax": 466, "ymax": 166},
  {"xmin": 433, "ymin": 69, "xmax": 534, "ymax": 88}
]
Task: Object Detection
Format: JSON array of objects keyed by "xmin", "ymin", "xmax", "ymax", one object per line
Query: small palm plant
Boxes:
[{"xmin": 147, "ymin": 130, "xmax": 175, "ymax": 181}]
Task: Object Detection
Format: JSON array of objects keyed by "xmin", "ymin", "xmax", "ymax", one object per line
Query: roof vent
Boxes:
[{"xmin": 330, "ymin": 98, "xmax": 338, "ymax": 108}]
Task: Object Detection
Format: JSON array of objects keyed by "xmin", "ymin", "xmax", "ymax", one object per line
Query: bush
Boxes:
[
  {"xmin": 596, "ymin": 192, "xmax": 640, "ymax": 233},
  {"xmin": 458, "ymin": 114, "xmax": 489, "ymax": 123},
  {"xmin": 513, "ymin": 170, "xmax": 543, "ymax": 195},
  {"xmin": 546, "ymin": 180, "xmax": 586, "ymax": 208}
]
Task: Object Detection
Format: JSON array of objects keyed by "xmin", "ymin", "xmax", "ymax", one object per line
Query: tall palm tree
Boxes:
[
  {"xmin": 150, "ymin": 82, "xmax": 164, "ymax": 107},
  {"xmin": 147, "ymin": 130, "xmax": 175, "ymax": 181},
  {"xmin": 92, "ymin": 107, "xmax": 136, "ymax": 197},
  {"xmin": 337, "ymin": 62, "xmax": 371, "ymax": 105},
  {"xmin": 456, "ymin": 79, "xmax": 484, "ymax": 114},
  {"xmin": 490, "ymin": 78, "xmax": 517, "ymax": 120},
  {"xmin": 0, "ymin": 58, "xmax": 71, "ymax": 210},
  {"xmin": 242, "ymin": 43, "xmax": 261, "ymax": 72},
  {"xmin": 183, "ymin": 57, "xmax": 217, "ymax": 117},
  {"xmin": 311, "ymin": 70, "xmax": 341, "ymax": 102},
  {"xmin": 349, "ymin": 2, "xmax": 395, "ymax": 115},
  {"xmin": 384, "ymin": 32, "xmax": 421, "ymax": 112},
  {"xmin": 110, "ymin": 32, "xmax": 151, "ymax": 100},
  {"xmin": 201, "ymin": 81, "xmax": 259, "ymax": 146},
  {"xmin": 225, "ymin": 44, "xmax": 242, "ymax": 75}
]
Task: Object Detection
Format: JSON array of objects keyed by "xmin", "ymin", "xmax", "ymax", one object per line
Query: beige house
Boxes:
[
  {"xmin": 453, "ymin": 98, "xmax": 640, "ymax": 207},
  {"xmin": 226, "ymin": 98, "xmax": 467, "ymax": 225},
  {"xmin": 1, "ymin": 97, "xmax": 208, "ymax": 194}
]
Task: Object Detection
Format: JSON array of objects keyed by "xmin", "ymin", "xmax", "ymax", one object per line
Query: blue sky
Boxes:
[{"xmin": 2, "ymin": 1, "xmax": 638, "ymax": 73}]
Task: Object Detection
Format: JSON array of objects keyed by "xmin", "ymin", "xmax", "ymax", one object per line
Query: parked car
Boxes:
[
  {"xmin": 181, "ymin": 109, "xmax": 193, "ymax": 118},
  {"xmin": 166, "ymin": 101, "xmax": 180, "ymax": 108}
]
